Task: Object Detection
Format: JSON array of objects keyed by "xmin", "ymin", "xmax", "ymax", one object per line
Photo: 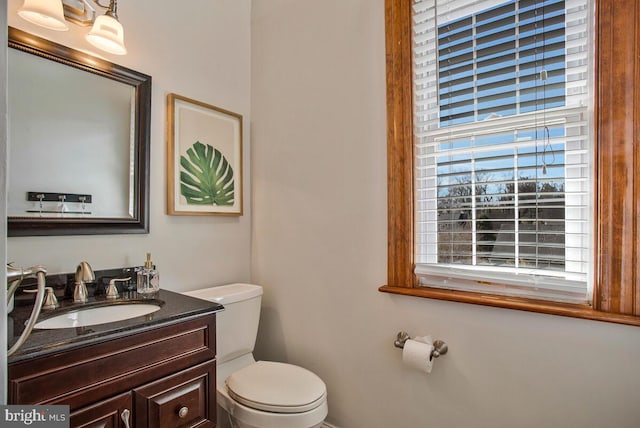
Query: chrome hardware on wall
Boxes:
[
  {"xmin": 27, "ymin": 191, "xmax": 93, "ymax": 203},
  {"xmin": 26, "ymin": 192, "xmax": 93, "ymax": 215},
  {"xmin": 394, "ymin": 331, "xmax": 448, "ymax": 360}
]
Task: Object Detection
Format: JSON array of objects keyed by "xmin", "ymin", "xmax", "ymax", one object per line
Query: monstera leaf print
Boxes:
[{"xmin": 180, "ymin": 141, "xmax": 234, "ymax": 206}]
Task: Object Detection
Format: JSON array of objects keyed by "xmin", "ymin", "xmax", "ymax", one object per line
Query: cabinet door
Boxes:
[
  {"xmin": 70, "ymin": 392, "xmax": 133, "ymax": 428},
  {"xmin": 134, "ymin": 361, "xmax": 215, "ymax": 428}
]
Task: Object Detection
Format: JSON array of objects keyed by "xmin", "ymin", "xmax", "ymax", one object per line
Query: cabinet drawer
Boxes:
[
  {"xmin": 134, "ymin": 361, "xmax": 215, "ymax": 428},
  {"xmin": 70, "ymin": 392, "xmax": 132, "ymax": 428}
]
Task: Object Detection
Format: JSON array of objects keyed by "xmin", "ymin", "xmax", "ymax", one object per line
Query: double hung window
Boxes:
[{"xmin": 412, "ymin": 0, "xmax": 592, "ymax": 303}]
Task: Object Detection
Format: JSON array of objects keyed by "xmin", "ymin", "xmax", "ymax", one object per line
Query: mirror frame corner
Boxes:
[{"xmin": 7, "ymin": 27, "xmax": 151, "ymax": 237}]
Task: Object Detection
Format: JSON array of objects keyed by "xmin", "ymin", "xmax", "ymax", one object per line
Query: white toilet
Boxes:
[{"xmin": 184, "ymin": 284, "xmax": 328, "ymax": 428}]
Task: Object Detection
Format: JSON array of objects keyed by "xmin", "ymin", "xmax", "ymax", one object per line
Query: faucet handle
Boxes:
[
  {"xmin": 24, "ymin": 286, "xmax": 59, "ymax": 310},
  {"xmin": 106, "ymin": 277, "xmax": 131, "ymax": 299}
]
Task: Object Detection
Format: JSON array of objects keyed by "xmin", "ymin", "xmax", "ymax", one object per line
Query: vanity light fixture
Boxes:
[
  {"xmin": 17, "ymin": 0, "xmax": 69, "ymax": 31},
  {"xmin": 17, "ymin": 0, "xmax": 127, "ymax": 55},
  {"xmin": 85, "ymin": 0, "xmax": 127, "ymax": 55}
]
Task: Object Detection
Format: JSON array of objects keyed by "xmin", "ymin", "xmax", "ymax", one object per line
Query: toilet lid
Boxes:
[{"xmin": 226, "ymin": 361, "xmax": 327, "ymax": 413}]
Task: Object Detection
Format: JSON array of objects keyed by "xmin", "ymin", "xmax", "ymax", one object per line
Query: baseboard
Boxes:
[{"xmin": 323, "ymin": 423, "xmax": 339, "ymax": 428}]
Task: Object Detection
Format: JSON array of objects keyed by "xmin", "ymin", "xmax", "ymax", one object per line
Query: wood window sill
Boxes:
[{"xmin": 379, "ymin": 285, "xmax": 640, "ymax": 327}]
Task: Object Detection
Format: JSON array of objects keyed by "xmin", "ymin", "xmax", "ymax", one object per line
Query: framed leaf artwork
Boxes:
[{"xmin": 167, "ymin": 93, "xmax": 243, "ymax": 215}]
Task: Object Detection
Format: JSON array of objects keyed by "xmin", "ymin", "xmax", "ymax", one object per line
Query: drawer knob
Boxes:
[{"xmin": 178, "ymin": 406, "xmax": 189, "ymax": 418}]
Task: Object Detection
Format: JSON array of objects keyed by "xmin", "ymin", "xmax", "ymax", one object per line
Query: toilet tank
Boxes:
[{"xmin": 183, "ymin": 283, "xmax": 263, "ymax": 364}]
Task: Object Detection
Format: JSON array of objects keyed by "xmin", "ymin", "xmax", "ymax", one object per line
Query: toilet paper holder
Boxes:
[{"xmin": 393, "ymin": 331, "xmax": 448, "ymax": 359}]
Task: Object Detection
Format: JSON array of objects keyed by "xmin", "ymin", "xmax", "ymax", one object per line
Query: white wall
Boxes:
[
  {"xmin": 250, "ymin": 1, "xmax": 640, "ymax": 427},
  {"xmin": 6, "ymin": 0, "xmax": 252, "ymax": 290}
]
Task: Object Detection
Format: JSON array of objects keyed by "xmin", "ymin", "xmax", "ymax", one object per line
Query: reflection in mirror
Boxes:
[
  {"xmin": 8, "ymin": 48, "xmax": 135, "ymax": 218},
  {"xmin": 7, "ymin": 27, "xmax": 151, "ymax": 236}
]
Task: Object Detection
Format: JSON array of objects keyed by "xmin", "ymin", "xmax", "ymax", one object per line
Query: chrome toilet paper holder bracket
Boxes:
[{"xmin": 393, "ymin": 331, "xmax": 448, "ymax": 359}]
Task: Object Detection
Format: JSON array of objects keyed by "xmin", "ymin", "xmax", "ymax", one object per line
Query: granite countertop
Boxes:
[{"xmin": 8, "ymin": 289, "xmax": 224, "ymax": 363}]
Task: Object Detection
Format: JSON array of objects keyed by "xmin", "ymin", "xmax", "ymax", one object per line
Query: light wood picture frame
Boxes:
[{"xmin": 167, "ymin": 93, "xmax": 243, "ymax": 216}]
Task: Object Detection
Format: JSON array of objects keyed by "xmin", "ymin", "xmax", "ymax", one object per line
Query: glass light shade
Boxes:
[
  {"xmin": 86, "ymin": 14, "xmax": 127, "ymax": 55},
  {"xmin": 18, "ymin": 0, "xmax": 69, "ymax": 31}
]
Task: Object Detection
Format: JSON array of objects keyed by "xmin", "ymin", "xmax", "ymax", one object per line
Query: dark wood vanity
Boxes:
[{"xmin": 7, "ymin": 290, "xmax": 221, "ymax": 428}]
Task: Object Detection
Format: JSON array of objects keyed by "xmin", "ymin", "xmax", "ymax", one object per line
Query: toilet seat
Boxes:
[{"xmin": 226, "ymin": 361, "xmax": 327, "ymax": 413}]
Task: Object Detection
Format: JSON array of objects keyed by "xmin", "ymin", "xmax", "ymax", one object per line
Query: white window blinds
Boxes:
[{"xmin": 412, "ymin": 0, "xmax": 593, "ymax": 303}]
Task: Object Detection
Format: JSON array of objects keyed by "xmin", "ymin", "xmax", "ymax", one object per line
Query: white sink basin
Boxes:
[{"xmin": 34, "ymin": 303, "xmax": 162, "ymax": 329}]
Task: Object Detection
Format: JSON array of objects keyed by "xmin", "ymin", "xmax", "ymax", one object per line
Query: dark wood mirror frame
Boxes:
[{"xmin": 7, "ymin": 27, "xmax": 151, "ymax": 236}]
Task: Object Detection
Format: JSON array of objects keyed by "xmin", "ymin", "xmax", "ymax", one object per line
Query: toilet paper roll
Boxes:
[{"xmin": 402, "ymin": 335, "xmax": 434, "ymax": 373}]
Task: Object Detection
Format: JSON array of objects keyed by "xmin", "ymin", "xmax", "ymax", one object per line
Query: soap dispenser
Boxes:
[{"xmin": 137, "ymin": 252, "xmax": 160, "ymax": 295}]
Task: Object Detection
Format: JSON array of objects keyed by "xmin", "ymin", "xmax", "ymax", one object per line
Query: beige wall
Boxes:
[
  {"xmin": 6, "ymin": 0, "xmax": 252, "ymax": 289},
  {"xmin": 250, "ymin": 1, "xmax": 640, "ymax": 427}
]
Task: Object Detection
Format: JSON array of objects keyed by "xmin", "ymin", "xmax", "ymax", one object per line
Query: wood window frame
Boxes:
[{"xmin": 379, "ymin": 0, "xmax": 640, "ymax": 327}]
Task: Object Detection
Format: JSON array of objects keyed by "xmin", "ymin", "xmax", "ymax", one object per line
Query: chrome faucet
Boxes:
[{"xmin": 74, "ymin": 261, "xmax": 95, "ymax": 303}]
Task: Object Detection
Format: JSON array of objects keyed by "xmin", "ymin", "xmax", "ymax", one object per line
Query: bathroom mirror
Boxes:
[{"xmin": 7, "ymin": 27, "xmax": 151, "ymax": 236}]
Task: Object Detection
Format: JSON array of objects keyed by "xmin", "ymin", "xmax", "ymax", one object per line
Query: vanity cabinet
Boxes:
[{"xmin": 8, "ymin": 315, "xmax": 217, "ymax": 428}]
